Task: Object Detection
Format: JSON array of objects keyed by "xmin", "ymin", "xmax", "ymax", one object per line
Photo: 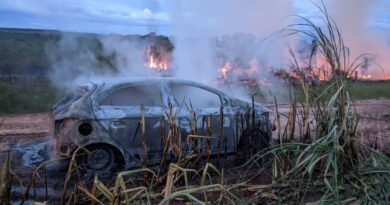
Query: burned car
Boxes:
[{"xmin": 53, "ymin": 78, "xmax": 272, "ymax": 172}]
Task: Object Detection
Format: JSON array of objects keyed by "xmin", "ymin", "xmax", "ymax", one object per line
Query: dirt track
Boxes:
[{"xmin": 0, "ymin": 112, "xmax": 51, "ymax": 140}]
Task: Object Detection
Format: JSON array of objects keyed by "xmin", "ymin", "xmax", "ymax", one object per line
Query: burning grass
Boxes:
[{"xmin": 1, "ymin": 2, "xmax": 390, "ymax": 204}]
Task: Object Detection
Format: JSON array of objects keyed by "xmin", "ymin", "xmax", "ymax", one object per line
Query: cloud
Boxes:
[
  {"xmin": 128, "ymin": 8, "xmax": 169, "ymax": 21},
  {"xmin": 0, "ymin": 0, "xmax": 169, "ymax": 33},
  {"xmin": 0, "ymin": 0, "xmax": 388, "ymax": 35},
  {"xmin": 0, "ymin": 0, "xmax": 53, "ymax": 15},
  {"xmin": 0, "ymin": 0, "xmax": 172, "ymax": 35}
]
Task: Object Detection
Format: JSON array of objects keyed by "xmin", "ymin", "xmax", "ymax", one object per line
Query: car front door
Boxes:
[{"xmin": 94, "ymin": 82, "xmax": 167, "ymax": 166}]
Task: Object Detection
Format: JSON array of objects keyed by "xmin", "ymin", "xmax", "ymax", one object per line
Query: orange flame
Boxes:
[
  {"xmin": 361, "ymin": 74, "xmax": 372, "ymax": 79},
  {"xmin": 288, "ymin": 72, "xmax": 301, "ymax": 79},
  {"xmin": 383, "ymin": 74, "xmax": 390, "ymax": 80},
  {"xmin": 145, "ymin": 45, "xmax": 169, "ymax": 71},
  {"xmin": 219, "ymin": 62, "xmax": 232, "ymax": 80},
  {"xmin": 218, "ymin": 59, "xmax": 260, "ymax": 80},
  {"xmin": 216, "ymin": 59, "xmax": 264, "ymax": 87}
]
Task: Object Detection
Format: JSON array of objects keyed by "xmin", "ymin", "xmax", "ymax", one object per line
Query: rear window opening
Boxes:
[
  {"xmin": 170, "ymin": 84, "xmax": 221, "ymax": 107},
  {"xmin": 100, "ymin": 85, "xmax": 163, "ymax": 107},
  {"xmin": 54, "ymin": 85, "xmax": 92, "ymax": 110}
]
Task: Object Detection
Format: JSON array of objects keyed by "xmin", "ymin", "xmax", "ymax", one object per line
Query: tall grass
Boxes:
[
  {"xmin": 0, "ymin": 152, "xmax": 12, "ymax": 204},
  {"xmin": 237, "ymin": 1, "xmax": 390, "ymax": 204}
]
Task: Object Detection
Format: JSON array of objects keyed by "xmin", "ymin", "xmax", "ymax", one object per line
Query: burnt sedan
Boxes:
[{"xmin": 53, "ymin": 78, "xmax": 272, "ymax": 172}]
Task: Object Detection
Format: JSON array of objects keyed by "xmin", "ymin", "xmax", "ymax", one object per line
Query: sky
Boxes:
[
  {"xmin": 0, "ymin": 0, "xmax": 389, "ymax": 35},
  {"xmin": 0, "ymin": 0, "xmax": 170, "ymax": 34}
]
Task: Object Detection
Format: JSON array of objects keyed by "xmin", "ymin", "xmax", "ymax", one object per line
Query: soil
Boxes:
[
  {"xmin": 0, "ymin": 112, "xmax": 52, "ymax": 140},
  {"xmin": 354, "ymin": 99, "xmax": 390, "ymax": 151},
  {"xmin": 0, "ymin": 99, "xmax": 389, "ymax": 202},
  {"xmin": 272, "ymin": 99, "xmax": 390, "ymax": 151}
]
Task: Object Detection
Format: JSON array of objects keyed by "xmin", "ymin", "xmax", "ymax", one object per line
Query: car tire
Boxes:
[
  {"xmin": 236, "ymin": 127, "xmax": 270, "ymax": 164},
  {"xmin": 79, "ymin": 144, "xmax": 124, "ymax": 182},
  {"xmin": 85, "ymin": 146, "xmax": 115, "ymax": 171}
]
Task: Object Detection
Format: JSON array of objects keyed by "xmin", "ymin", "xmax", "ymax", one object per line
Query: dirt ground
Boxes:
[
  {"xmin": 354, "ymin": 99, "xmax": 390, "ymax": 150},
  {"xmin": 0, "ymin": 99, "xmax": 389, "ymax": 202},
  {"xmin": 273, "ymin": 99, "xmax": 390, "ymax": 151}
]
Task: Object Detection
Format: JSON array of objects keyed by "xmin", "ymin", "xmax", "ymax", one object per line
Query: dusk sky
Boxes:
[{"xmin": 0, "ymin": 0, "xmax": 389, "ymax": 35}]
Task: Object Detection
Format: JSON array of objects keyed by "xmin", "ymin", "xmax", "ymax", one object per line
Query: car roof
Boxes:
[
  {"xmin": 81, "ymin": 77, "xmax": 226, "ymax": 95},
  {"xmin": 76, "ymin": 77, "xmax": 271, "ymax": 113}
]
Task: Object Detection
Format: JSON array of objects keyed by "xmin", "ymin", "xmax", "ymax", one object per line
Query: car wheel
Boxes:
[
  {"xmin": 82, "ymin": 145, "xmax": 118, "ymax": 175},
  {"xmin": 84, "ymin": 145, "xmax": 115, "ymax": 172},
  {"xmin": 236, "ymin": 127, "xmax": 270, "ymax": 164},
  {"xmin": 77, "ymin": 144, "xmax": 124, "ymax": 184}
]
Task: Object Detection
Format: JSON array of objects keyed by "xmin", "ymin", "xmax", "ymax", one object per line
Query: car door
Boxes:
[
  {"xmin": 94, "ymin": 82, "xmax": 167, "ymax": 165},
  {"xmin": 167, "ymin": 83, "xmax": 235, "ymax": 157}
]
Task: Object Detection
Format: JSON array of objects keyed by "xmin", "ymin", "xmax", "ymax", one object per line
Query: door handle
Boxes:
[{"xmin": 110, "ymin": 121, "xmax": 125, "ymax": 127}]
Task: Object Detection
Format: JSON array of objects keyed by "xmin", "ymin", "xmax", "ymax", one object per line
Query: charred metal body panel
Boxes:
[{"xmin": 53, "ymin": 78, "xmax": 272, "ymax": 169}]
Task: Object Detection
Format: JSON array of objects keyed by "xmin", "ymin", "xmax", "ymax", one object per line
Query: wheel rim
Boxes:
[{"xmin": 86, "ymin": 147, "xmax": 113, "ymax": 171}]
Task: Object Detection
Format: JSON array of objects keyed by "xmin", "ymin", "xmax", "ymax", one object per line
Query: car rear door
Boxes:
[{"xmin": 167, "ymin": 83, "xmax": 235, "ymax": 157}]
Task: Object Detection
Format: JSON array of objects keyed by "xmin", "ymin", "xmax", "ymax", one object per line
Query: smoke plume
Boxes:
[
  {"xmin": 305, "ymin": 0, "xmax": 390, "ymax": 79},
  {"xmin": 46, "ymin": 0, "xmax": 390, "ymax": 103},
  {"xmin": 168, "ymin": 0, "xmax": 295, "ymax": 102}
]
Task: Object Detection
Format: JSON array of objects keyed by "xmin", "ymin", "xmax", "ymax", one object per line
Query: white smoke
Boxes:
[
  {"xmin": 298, "ymin": 0, "xmax": 390, "ymax": 79},
  {"xmin": 46, "ymin": 0, "xmax": 390, "ymax": 103},
  {"xmin": 329, "ymin": 0, "xmax": 390, "ymax": 78},
  {"xmin": 46, "ymin": 33, "xmax": 154, "ymax": 88},
  {"xmin": 99, "ymin": 34, "xmax": 146, "ymax": 76},
  {"xmin": 46, "ymin": 0, "xmax": 296, "ymax": 103},
  {"xmin": 46, "ymin": 33, "xmax": 114, "ymax": 88},
  {"xmin": 168, "ymin": 0, "xmax": 295, "ymax": 102}
]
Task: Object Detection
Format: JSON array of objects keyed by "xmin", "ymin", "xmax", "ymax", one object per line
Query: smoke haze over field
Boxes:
[
  {"xmin": 329, "ymin": 0, "xmax": 390, "ymax": 78},
  {"xmin": 46, "ymin": 0, "xmax": 297, "ymax": 103},
  {"xmin": 169, "ymin": 0, "xmax": 294, "ymax": 80},
  {"xmin": 167, "ymin": 0, "xmax": 295, "ymax": 102},
  {"xmin": 297, "ymin": 0, "xmax": 390, "ymax": 78},
  {"xmin": 45, "ymin": 0, "xmax": 390, "ymax": 102},
  {"xmin": 47, "ymin": 33, "xmax": 169, "ymax": 87}
]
